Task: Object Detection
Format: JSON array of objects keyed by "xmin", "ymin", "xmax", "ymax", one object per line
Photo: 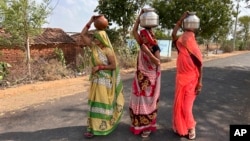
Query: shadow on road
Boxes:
[{"xmin": 0, "ymin": 65, "xmax": 250, "ymax": 141}]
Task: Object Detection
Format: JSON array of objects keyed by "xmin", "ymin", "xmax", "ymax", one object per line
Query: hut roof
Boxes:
[
  {"xmin": 31, "ymin": 28, "xmax": 76, "ymax": 45},
  {"xmin": 70, "ymin": 33, "xmax": 85, "ymax": 47},
  {"xmin": 70, "ymin": 30, "xmax": 95, "ymax": 47}
]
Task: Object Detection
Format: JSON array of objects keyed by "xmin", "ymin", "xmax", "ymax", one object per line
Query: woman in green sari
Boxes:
[{"xmin": 80, "ymin": 16, "xmax": 124, "ymax": 138}]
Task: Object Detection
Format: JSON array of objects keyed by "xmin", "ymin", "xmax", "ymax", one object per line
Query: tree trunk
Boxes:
[{"xmin": 26, "ymin": 36, "xmax": 31, "ymax": 79}]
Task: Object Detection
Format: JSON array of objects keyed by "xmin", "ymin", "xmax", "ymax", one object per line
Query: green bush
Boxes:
[
  {"xmin": 0, "ymin": 62, "xmax": 12, "ymax": 80},
  {"xmin": 54, "ymin": 47, "xmax": 66, "ymax": 67}
]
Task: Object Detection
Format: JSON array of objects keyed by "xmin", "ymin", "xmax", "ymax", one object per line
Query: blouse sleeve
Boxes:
[{"xmin": 152, "ymin": 45, "xmax": 161, "ymax": 54}]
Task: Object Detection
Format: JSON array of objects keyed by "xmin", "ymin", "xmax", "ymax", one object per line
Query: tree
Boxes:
[
  {"xmin": 154, "ymin": 28, "xmax": 170, "ymax": 40},
  {"xmin": 94, "ymin": 0, "xmax": 148, "ymax": 41},
  {"xmin": 151, "ymin": 0, "xmax": 234, "ymax": 40},
  {"xmin": 238, "ymin": 16, "xmax": 250, "ymax": 49},
  {"xmin": 0, "ymin": 0, "xmax": 51, "ymax": 79}
]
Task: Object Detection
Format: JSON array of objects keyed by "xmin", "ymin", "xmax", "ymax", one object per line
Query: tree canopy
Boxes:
[
  {"xmin": 151, "ymin": 0, "xmax": 234, "ymax": 40},
  {"xmin": 238, "ymin": 16, "xmax": 250, "ymax": 49},
  {"xmin": 0, "ymin": 0, "xmax": 51, "ymax": 47},
  {"xmin": 0, "ymin": 0, "xmax": 51, "ymax": 78}
]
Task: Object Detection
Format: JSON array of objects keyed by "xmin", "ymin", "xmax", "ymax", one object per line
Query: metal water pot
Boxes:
[
  {"xmin": 183, "ymin": 12, "xmax": 200, "ymax": 30},
  {"xmin": 140, "ymin": 8, "xmax": 159, "ymax": 28}
]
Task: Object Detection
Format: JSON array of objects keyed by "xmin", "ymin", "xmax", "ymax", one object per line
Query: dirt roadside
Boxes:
[{"xmin": 0, "ymin": 51, "xmax": 249, "ymax": 115}]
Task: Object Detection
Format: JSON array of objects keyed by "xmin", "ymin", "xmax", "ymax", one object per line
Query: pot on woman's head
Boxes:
[
  {"xmin": 94, "ymin": 15, "xmax": 108, "ymax": 30},
  {"xmin": 183, "ymin": 12, "xmax": 200, "ymax": 31},
  {"xmin": 140, "ymin": 8, "xmax": 159, "ymax": 28}
]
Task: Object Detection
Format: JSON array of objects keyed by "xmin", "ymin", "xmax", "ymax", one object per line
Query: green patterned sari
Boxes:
[{"xmin": 86, "ymin": 30, "xmax": 124, "ymax": 135}]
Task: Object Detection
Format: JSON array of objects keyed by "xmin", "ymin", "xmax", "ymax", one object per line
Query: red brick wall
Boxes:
[
  {"xmin": 0, "ymin": 47, "xmax": 25, "ymax": 64},
  {"xmin": 0, "ymin": 44, "xmax": 80, "ymax": 66}
]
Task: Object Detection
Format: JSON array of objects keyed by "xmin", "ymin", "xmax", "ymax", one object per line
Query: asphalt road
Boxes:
[{"xmin": 0, "ymin": 52, "xmax": 250, "ymax": 141}]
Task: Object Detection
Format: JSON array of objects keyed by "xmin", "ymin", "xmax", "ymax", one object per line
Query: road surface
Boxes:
[{"xmin": 0, "ymin": 52, "xmax": 250, "ymax": 141}]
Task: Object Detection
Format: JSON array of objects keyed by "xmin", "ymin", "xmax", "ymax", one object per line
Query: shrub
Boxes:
[
  {"xmin": 0, "ymin": 62, "xmax": 11, "ymax": 80},
  {"xmin": 115, "ymin": 40, "xmax": 139, "ymax": 69},
  {"xmin": 54, "ymin": 47, "xmax": 66, "ymax": 67},
  {"xmin": 220, "ymin": 41, "xmax": 234, "ymax": 53},
  {"xmin": 0, "ymin": 56, "xmax": 74, "ymax": 88},
  {"xmin": 75, "ymin": 47, "xmax": 92, "ymax": 74}
]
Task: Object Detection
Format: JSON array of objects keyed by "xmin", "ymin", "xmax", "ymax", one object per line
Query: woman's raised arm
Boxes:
[{"xmin": 81, "ymin": 16, "xmax": 95, "ymax": 47}]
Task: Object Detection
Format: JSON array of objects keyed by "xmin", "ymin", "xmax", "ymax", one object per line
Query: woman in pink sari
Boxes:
[
  {"xmin": 172, "ymin": 12, "xmax": 203, "ymax": 140},
  {"xmin": 129, "ymin": 10, "xmax": 161, "ymax": 138}
]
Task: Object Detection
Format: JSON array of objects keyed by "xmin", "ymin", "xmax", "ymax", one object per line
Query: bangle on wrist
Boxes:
[{"xmin": 98, "ymin": 65, "xmax": 105, "ymax": 70}]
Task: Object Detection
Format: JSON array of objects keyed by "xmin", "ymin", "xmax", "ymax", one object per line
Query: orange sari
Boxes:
[{"xmin": 172, "ymin": 31, "xmax": 202, "ymax": 136}]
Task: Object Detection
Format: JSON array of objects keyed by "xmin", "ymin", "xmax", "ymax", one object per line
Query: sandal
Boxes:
[
  {"xmin": 188, "ymin": 128, "xmax": 196, "ymax": 140},
  {"xmin": 84, "ymin": 132, "xmax": 94, "ymax": 138},
  {"xmin": 141, "ymin": 130, "xmax": 151, "ymax": 138}
]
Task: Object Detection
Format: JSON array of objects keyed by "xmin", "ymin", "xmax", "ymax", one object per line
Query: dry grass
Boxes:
[{"xmin": 1, "ymin": 57, "xmax": 75, "ymax": 88}]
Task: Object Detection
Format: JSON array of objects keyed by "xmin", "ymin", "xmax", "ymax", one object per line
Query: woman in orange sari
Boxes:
[
  {"xmin": 172, "ymin": 12, "xmax": 203, "ymax": 140},
  {"xmin": 129, "ymin": 10, "xmax": 161, "ymax": 138}
]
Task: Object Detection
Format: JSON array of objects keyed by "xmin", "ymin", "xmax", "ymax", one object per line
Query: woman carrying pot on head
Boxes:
[
  {"xmin": 129, "ymin": 9, "xmax": 161, "ymax": 138},
  {"xmin": 80, "ymin": 15, "xmax": 125, "ymax": 138},
  {"xmin": 171, "ymin": 11, "xmax": 203, "ymax": 140}
]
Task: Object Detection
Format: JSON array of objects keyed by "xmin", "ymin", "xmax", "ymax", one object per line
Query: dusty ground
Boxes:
[{"xmin": 0, "ymin": 50, "xmax": 249, "ymax": 116}]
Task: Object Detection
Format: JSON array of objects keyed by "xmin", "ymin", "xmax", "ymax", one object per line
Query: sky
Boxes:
[
  {"xmin": 43, "ymin": 0, "xmax": 250, "ymax": 33},
  {"xmin": 43, "ymin": 0, "xmax": 99, "ymax": 33}
]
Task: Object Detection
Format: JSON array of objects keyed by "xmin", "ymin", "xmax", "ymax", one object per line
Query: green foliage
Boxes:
[
  {"xmin": 0, "ymin": 0, "xmax": 52, "ymax": 78},
  {"xmin": 0, "ymin": 0, "xmax": 52, "ymax": 47},
  {"xmin": 151, "ymin": 0, "xmax": 233, "ymax": 40},
  {"xmin": 244, "ymin": 40, "xmax": 250, "ymax": 50},
  {"xmin": 238, "ymin": 16, "xmax": 250, "ymax": 50},
  {"xmin": 0, "ymin": 61, "xmax": 11, "ymax": 80},
  {"xmin": 154, "ymin": 28, "xmax": 170, "ymax": 39},
  {"xmin": 54, "ymin": 47, "xmax": 66, "ymax": 67},
  {"xmin": 106, "ymin": 28, "xmax": 123, "ymax": 46}
]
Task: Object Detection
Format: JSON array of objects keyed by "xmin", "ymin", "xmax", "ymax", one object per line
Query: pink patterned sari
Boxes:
[
  {"xmin": 172, "ymin": 31, "xmax": 202, "ymax": 136},
  {"xmin": 129, "ymin": 48, "xmax": 161, "ymax": 135}
]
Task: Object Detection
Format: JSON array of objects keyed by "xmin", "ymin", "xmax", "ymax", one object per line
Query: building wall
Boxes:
[
  {"xmin": 0, "ymin": 44, "xmax": 79, "ymax": 67},
  {"xmin": 126, "ymin": 39, "xmax": 172, "ymax": 57}
]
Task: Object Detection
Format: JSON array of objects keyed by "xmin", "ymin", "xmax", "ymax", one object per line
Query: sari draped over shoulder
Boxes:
[
  {"xmin": 87, "ymin": 30, "xmax": 124, "ymax": 136},
  {"xmin": 172, "ymin": 31, "xmax": 202, "ymax": 135},
  {"xmin": 129, "ymin": 47, "xmax": 161, "ymax": 135}
]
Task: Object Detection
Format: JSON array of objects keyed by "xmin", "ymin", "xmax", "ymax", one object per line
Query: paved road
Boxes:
[{"xmin": 0, "ymin": 52, "xmax": 250, "ymax": 141}]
